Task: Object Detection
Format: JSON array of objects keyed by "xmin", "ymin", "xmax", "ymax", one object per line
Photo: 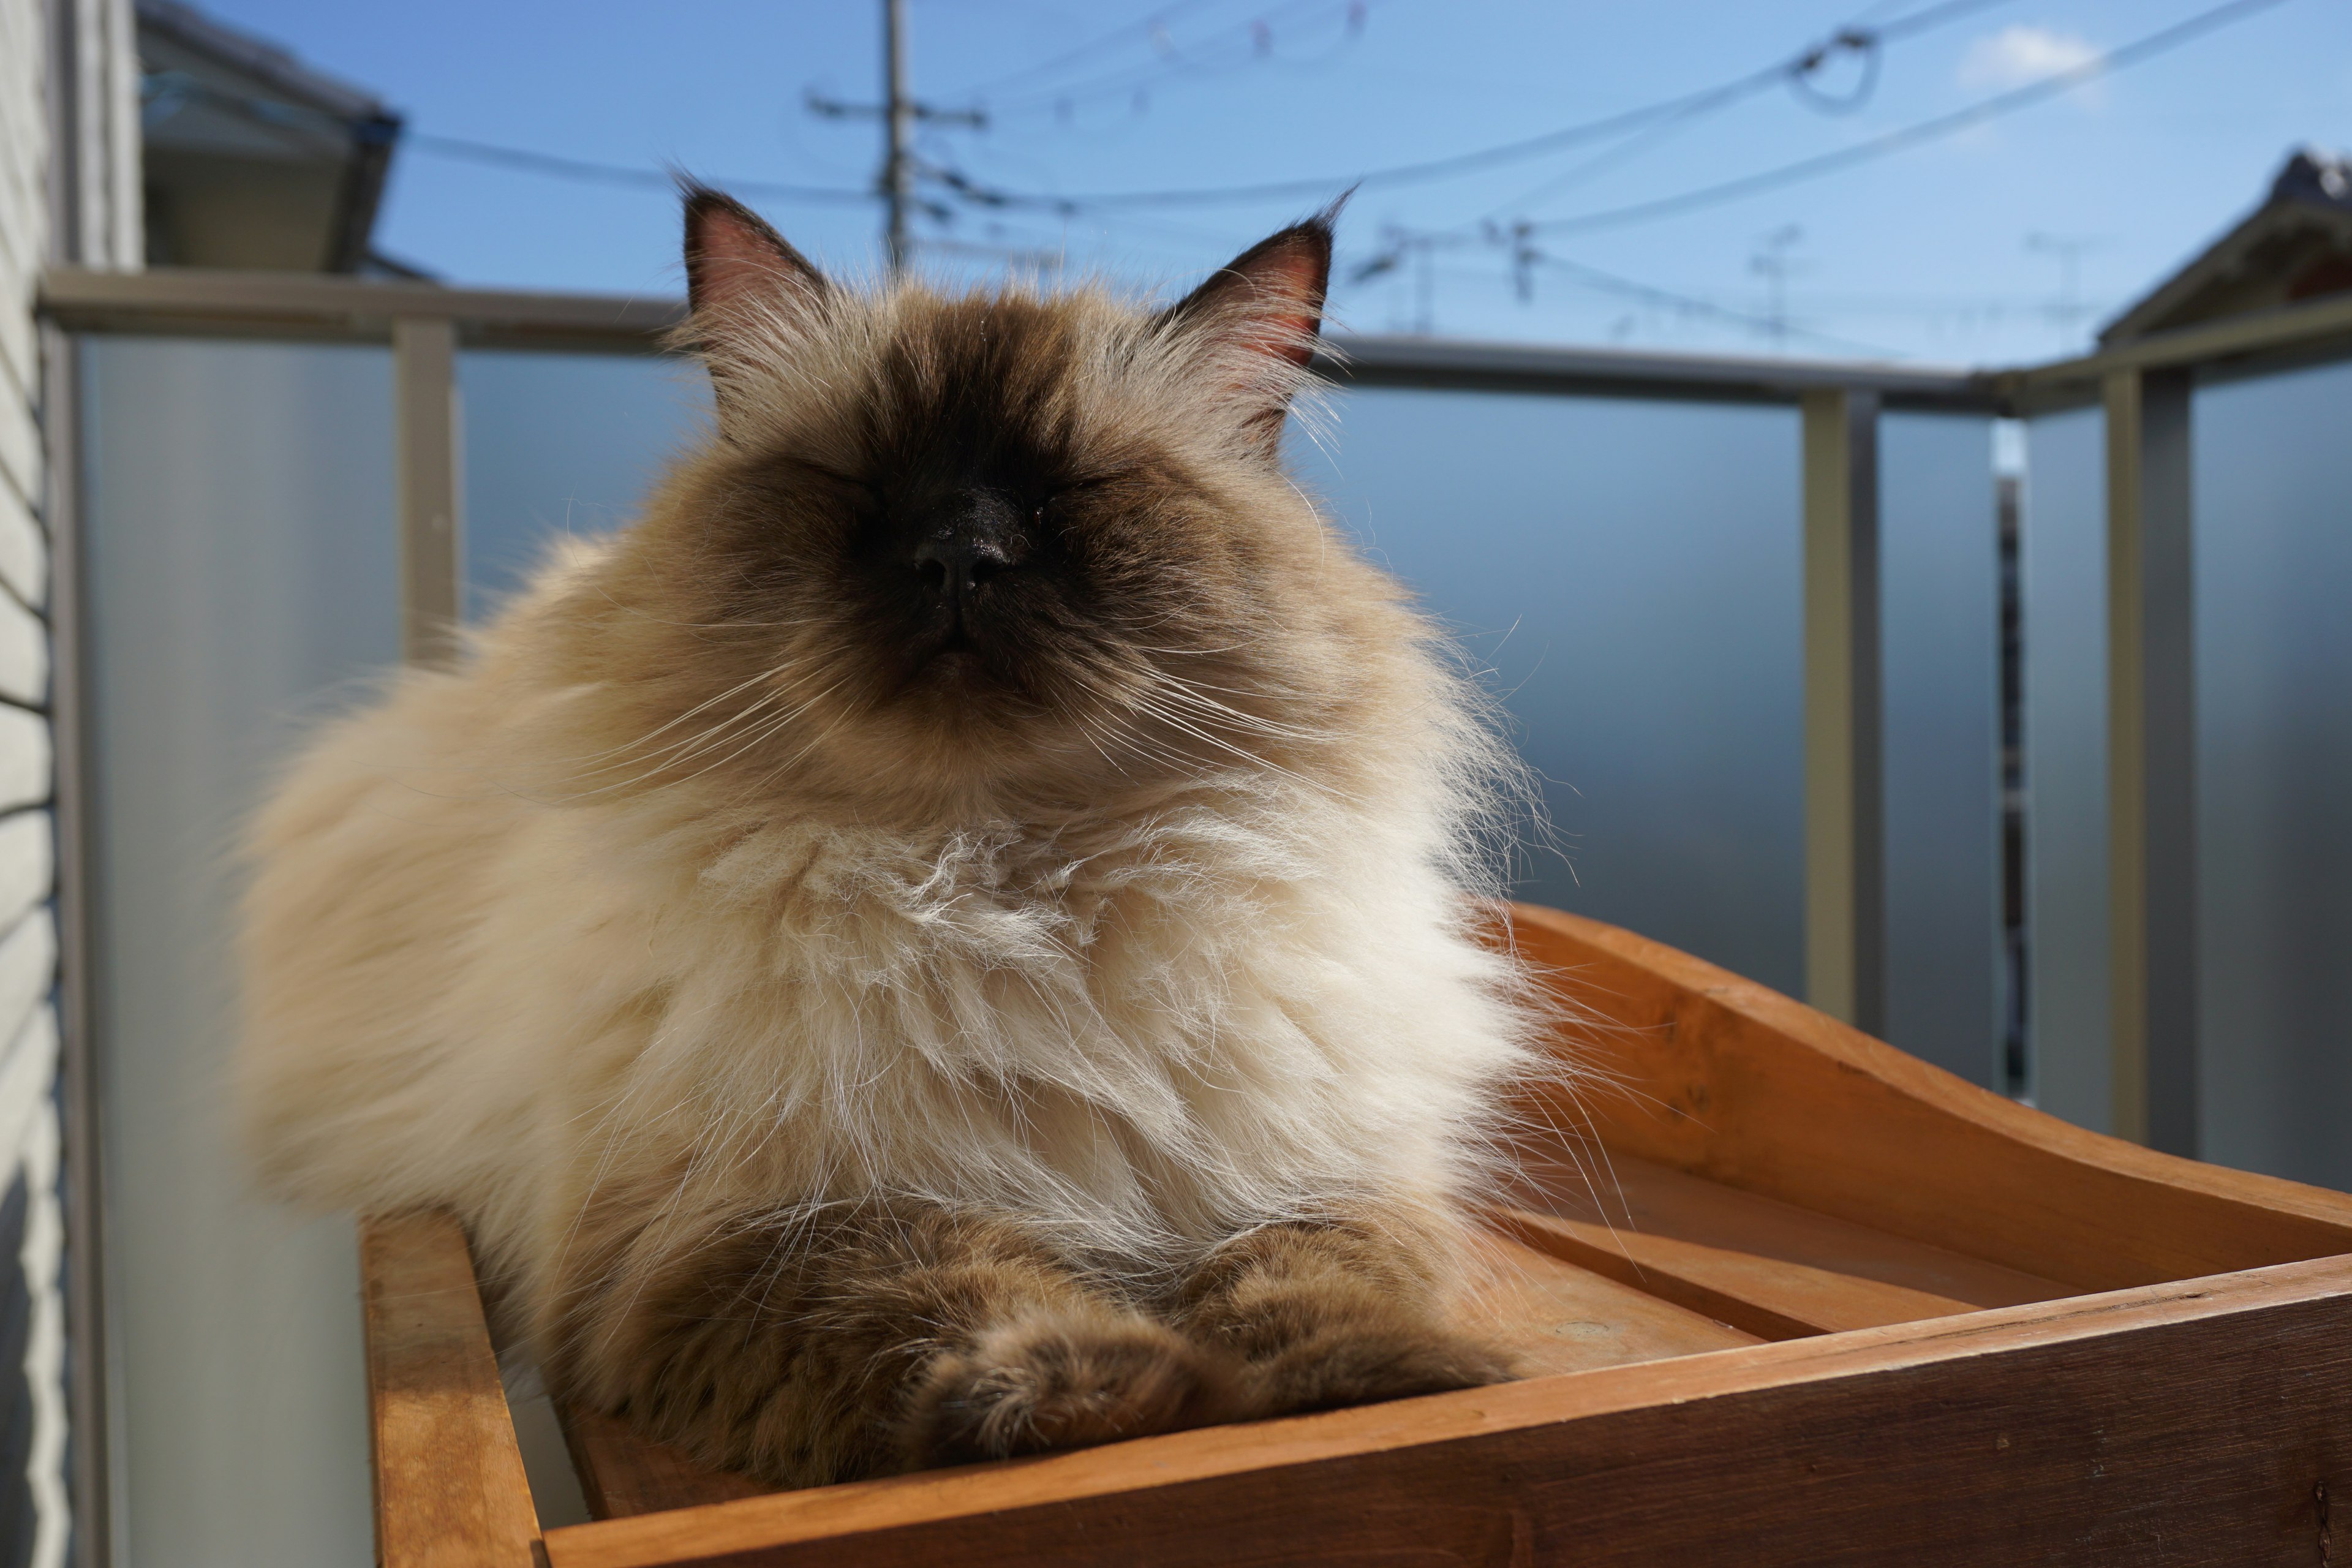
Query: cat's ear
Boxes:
[
  {"xmin": 1156, "ymin": 203, "xmax": 1340, "ymax": 454},
  {"xmin": 680, "ymin": 185, "xmax": 831, "ymax": 435},
  {"xmin": 682, "ymin": 184, "xmax": 829, "ymax": 320}
]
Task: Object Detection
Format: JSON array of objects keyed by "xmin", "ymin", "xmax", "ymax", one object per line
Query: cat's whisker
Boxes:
[
  {"xmin": 1121, "ymin": 692, "xmax": 1353, "ymax": 801},
  {"xmin": 559, "ymin": 662, "xmax": 797, "ymax": 769},
  {"xmin": 1145, "ymin": 679, "xmax": 1324, "ymax": 744},
  {"xmin": 556, "ymin": 666, "xmax": 846, "ymax": 799}
]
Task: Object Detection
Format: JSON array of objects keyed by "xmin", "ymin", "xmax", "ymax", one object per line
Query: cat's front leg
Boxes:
[
  {"xmin": 553, "ymin": 1197, "xmax": 1243, "ymax": 1488},
  {"xmin": 1173, "ymin": 1208, "xmax": 1515, "ymax": 1417}
]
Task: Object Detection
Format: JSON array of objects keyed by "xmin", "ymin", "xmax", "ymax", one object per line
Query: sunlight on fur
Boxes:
[{"xmin": 236, "ymin": 185, "xmax": 1579, "ymax": 1488}]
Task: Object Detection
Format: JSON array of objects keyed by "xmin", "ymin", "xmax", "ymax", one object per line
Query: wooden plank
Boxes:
[
  {"xmin": 554, "ymin": 1227, "xmax": 1758, "ymax": 1521},
  {"xmin": 541, "ymin": 1254, "xmax": 2352, "ymax": 1568},
  {"xmin": 1492, "ymin": 1152, "xmax": 2068, "ymax": 1339},
  {"xmin": 559, "ymin": 1405, "xmax": 768, "ymax": 1522},
  {"xmin": 1523, "ymin": 1151, "xmax": 2067, "ymax": 1309},
  {"xmin": 1499, "ymin": 903, "xmax": 2352, "ymax": 1291},
  {"xmin": 1493, "ymin": 1204, "xmax": 1978, "ymax": 1340},
  {"xmin": 360, "ymin": 1210, "xmax": 541, "ymax": 1568},
  {"xmin": 1455, "ymin": 1229, "xmax": 1760, "ymax": 1374}
]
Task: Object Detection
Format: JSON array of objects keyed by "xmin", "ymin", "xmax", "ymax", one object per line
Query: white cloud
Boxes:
[{"xmin": 1958, "ymin": 24, "xmax": 2105, "ymax": 96}]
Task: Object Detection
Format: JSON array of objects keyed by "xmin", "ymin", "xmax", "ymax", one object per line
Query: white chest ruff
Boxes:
[{"xmin": 539, "ymin": 803, "xmax": 1530, "ymax": 1258}]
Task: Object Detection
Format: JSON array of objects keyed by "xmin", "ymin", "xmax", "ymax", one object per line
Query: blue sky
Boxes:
[{"xmin": 192, "ymin": 0, "xmax": 2352, "ymax": 365}]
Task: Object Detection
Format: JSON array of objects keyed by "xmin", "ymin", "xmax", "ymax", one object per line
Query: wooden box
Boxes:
[{"xmin": 361, "ymin": 905, "xmax": 2352, "ymax": 1566}]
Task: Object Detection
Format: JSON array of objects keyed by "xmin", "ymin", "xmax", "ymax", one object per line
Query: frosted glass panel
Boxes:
[
  {"xmin": 2193, "ymin": 360, "xmax": 2352, "ymax": 1189},
  {"xmin": 1294, "ymin": 390, "xmax": 1806, "ymax": 996},
  {"xmin": 81, "ymin": 337, "xmax": 393, "ymax": 1566},
  {"xmin": 1880, "ymin": 413, "xmax": 1999, "ymax": 1086},
  {"xmin": 461, "ymin": 351, "xmax": 710, "ymax": 617},
  {"xmin": 2019, "ymin": 405, "xmax": 2109, "ymax": 1131}
]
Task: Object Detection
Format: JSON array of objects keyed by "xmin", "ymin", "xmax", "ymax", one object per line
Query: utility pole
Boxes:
[
  {"xmin": 1354, "ymin": 224, "xmax": 1476, "ymax": 335},
  {"xmin": 881, "ymin": 0, "xmax": 912, "ymax": 276},
  {"xmin": 1751, "ymin": 224, "xmax": 1807, "ymax": 352},
  {"xmin": 1412, "ymin": 233, "xmax": 1436, "ymax": 334},
  {"xmin": 806, "ymin": 0, "xmax": 985, "ymax": 279},
  {"xmin": 2027, "ymin": 232, "xmax": 2106, "ymax": 345}
]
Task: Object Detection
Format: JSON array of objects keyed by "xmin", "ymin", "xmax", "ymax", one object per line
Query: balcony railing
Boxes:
[
  {"xmin": 45, "ymin": 263, "xmax": 2352, "ymax": 1146},
  {"xmin": 38, "ymin": 258, "xmax": 2352, "ymax": 1564}
]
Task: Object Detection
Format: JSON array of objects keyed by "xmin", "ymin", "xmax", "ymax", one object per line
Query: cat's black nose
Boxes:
[
  {"xmin": 910, "ymin": 491, "xmax": 1027, "ymax": 616},
  {"xmin": 913, "ymin": 532, "xmax": 1013, "ymax": 603}
]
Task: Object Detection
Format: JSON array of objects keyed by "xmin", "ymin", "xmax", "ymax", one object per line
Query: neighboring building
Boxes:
[
  {"xmin": 2101, "ymin": 146, "xmax": 2352, "ymax": 343},
  {"xmin": 1, "ymin": 2, "xmax": 143, "ymax": 1563},
  {"xmin": 133, "ymin": 0, "xmax": 407, "ymax": 273}
]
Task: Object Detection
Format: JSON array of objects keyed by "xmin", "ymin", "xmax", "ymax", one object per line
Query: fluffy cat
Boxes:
[{"xmin": 237, "ymin": 187, "xmax": 1545, "ymax": 1487}]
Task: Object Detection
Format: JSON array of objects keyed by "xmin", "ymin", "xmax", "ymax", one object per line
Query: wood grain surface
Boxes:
[
  {"xmin": 1515, "ymin": 1150, "xmax": 2068, "ymax": 1308},
  {"xmin": 1491, "ymin": 1203, "xmax": 1986, "ymax": 1340},
  {"xmin": 557, "ymin": 1229, "xmax": 1763, "ymax": 1520},
  {"xmin": 360, "ymin": 1209, "xmax": 541, "ymax": 1568},
  {"xmin": 1499, "ymin": 902, "xmax": 2352, "ymax": 1289},
  {"xmin": 541, "ymin": 1254, "xmax": 2352, "ymax": 1568},
  {"xmin": 1455, "ymin": 1228, "xmax": 1760, "ymax": 1373},
  {"xmin": 560, "ymin": 1404, "xmax": 769, "ymax": 1520},
  {"xmin": 1489, "ymin": 1153, "xmax": 2071, "ymax": 1339},
  {"xmin": 366, "ymin": 905, "xmax": 2352, "ymax": 1566}
]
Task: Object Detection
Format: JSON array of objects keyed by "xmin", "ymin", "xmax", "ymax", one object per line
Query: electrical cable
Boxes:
[
  {"xmin": 955, "ymin": 0, "xmax": 1234, "ymax": 99},
  {"xmin": 1518, "ymin": 0, "xmax": 2294, "ymax": 237},
  {"xmin": 980, "ymin": 0, "xmax": 1376, "ymax": 119},
  {"xmin": 405, "ymin": 134, "xmax": 875, "ymax": 205},
  {"xmin": 938, "ymin": 0, "xmax": 2016, "ymax": 209},
  {"xmin": 144, "ymin": 75, "xmax": 878, "ymax": 208},
  {"xmin": 1525, "ymin": 252, "xmax": 1913, "ymax": 358}
]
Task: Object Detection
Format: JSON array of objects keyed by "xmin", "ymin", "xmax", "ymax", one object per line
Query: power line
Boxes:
[
  {"xmin": 946, "ymin": 65, "xmax": 1777, "ymax": 210},
  {"xmin": 1469, "ymin": 65, "xmax": 1803, "ymax": 223},
  {"xmin": 982, "ymin": 0, "xmax": 1374, "ymax": 119},
  {"xmin": 407, "ymin": 134, "xmax": 872, "ymax": 205},
  {"xmin": 1531, "ymin": 251, "xmax": 1913, "ymax": 358},
  {"xmin": 1518, "ymin": 0, "xmax": 2294, "ymax": 237},
  {"xmin": 1354, "ymin": 0, "xmax": 2290, "ymax": 350},
  {"xmin": 933, "ymin": 0, "xmax": 2015, "ymax": 211},
  {"xmin": 399, "ymin": 0, "xmax": 2289, "ymax": 325},
  {"xmin": 147, "ymin": 74, "xmax": 875, "ymax": 209},
  {"xmin": 955, "ymin": 0, "xmax": 1231, "ymax": 100},
  {"xmin": 1462, "ymin": 0, "xmax": 1967, "ymax": 221},
  {"xmin": 1346, "ymin": 218, "xmax": 1912, "ymax": 355}
]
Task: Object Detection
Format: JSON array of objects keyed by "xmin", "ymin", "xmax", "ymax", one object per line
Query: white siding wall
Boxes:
[
  {"xmin": 0, "ymin": 0, "xmax": 67, "ymax": 1561},
  {"xmin": 2, "ymin": 1, "xmax": 137, "ymax": 1562}
]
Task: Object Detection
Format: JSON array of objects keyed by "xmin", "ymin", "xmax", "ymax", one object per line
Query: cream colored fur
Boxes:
[{"xmin": 235, "ymin": 262, "xmax": 1544, "ymax": 1354}]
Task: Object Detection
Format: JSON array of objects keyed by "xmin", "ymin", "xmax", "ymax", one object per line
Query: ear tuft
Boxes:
[
  {"xmin": 1158, "ymin": 198, "xmax": 1344, "ymax": 451},
  {"xmin": 680, "ymin": 182, "xmax": 829, "ymax": 320},
  {"xmin": 678, "ymin": 183, "xmax": 831, "ymax": 437}
]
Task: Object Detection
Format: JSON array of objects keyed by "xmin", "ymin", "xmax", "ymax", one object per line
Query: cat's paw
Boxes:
[
  {"xmin": 904, "ymin": 1309, "xmax": 1240, "ymax": 1467},
  {"xmin": 1248, "ymin": 1321, "xmax": 1515, "ymax": 1416}
]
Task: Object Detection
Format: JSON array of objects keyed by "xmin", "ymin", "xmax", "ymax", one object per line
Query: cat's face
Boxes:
[{"xmin": 559, "ymin": 189, "xmax": 1407, "ymax": 816}]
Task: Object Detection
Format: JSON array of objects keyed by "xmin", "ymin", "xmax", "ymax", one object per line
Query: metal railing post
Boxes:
[
  {"xmin": 2103, "ymin": 366, "xmax": 2196, "ymax": 1152},
  {"xmin": 1801, "ymin": 386, "xmax": 1885, "ymax": 1035},
  {"xmin": 393, "ymin": 318, "xmax": 464, "ymax": 666}
]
